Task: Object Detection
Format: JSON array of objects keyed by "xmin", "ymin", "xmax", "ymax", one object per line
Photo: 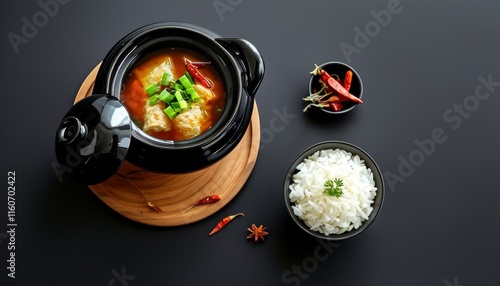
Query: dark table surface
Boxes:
[{"xmin": 2, "ymin": 1, "xmax": 500, "ymax": 285}]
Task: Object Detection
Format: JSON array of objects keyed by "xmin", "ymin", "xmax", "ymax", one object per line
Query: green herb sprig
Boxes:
[{"xmin": 323, "ymin": 178, "xmax": 344, "ymax": 198}]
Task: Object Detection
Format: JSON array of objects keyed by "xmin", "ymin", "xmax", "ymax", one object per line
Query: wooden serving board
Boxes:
[{"xmin": 74, "ymin": 63, "xmax": 260, "ymax": 226}]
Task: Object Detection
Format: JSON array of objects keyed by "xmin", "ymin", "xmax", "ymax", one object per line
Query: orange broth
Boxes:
[{"xmin": 120, "ymin": 48, "xmax": 226, "ymax": 140}]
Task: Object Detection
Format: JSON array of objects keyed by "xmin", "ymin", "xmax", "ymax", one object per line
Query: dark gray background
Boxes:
[{"xmin": 1, "ymin": 0, "xmax": 499, "ymax": 285}]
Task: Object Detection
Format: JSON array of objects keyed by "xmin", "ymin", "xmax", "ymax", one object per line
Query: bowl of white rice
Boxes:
[{"xmin": 284, "ymin": 141, "xmax": 384, "ymax": 240}]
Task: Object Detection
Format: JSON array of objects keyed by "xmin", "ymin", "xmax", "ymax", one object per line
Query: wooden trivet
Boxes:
[{"xmin": 74, "ymin": 63, "xmax": 260, "ymax": 226}]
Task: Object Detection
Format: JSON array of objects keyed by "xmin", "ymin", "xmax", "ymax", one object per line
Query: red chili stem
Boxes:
[
  {"xmin": 184, "ymin": 58, "xmax": 211, "ymax": 68},
  {"xmin": 208, "ymin": 213, "xmax": 244, "ymax": 236},
  {"xmin": 190, "ymin": 61, "xmax": 211, "ymax": 68}
]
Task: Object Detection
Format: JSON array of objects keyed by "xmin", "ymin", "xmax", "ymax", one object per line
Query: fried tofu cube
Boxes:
[
  {"xmin": 134, "ymin": 57, "xmax": 175, "ymax": 87},
  {"xmin": 173, "ymin": 104, "xmax": 206, "ymax": 139},
  {"xmin": 194, "ymin": 84, "xmax": 215, "ymax": 103},
  {"xmin": 143, "ymin": 101, "xmax": 172, "ymax": 133}
]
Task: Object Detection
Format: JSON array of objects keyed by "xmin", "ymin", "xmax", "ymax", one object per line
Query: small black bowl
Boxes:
[
  {"xmin": 284, "ymin": 141, "xmax": 384, "ymax": 240},
  {"xmin": 307, "ymin": 62, "xmax": 363, "ymax": 114}
]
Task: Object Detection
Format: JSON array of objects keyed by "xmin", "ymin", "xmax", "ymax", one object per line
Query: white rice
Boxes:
[{"xmin": 289, "ymin": 148, "xmax": 377, "ymax": 235}]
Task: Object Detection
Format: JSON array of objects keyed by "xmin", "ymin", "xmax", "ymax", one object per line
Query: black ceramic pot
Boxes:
[{"xmin": 55, "ymin": 22, "xmax": 264, "ymax": 185}]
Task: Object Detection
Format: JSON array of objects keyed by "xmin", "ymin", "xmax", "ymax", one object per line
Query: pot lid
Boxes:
[{"xmin": 55, "ymin": 94, "xmax": 131, "ymax": 185}]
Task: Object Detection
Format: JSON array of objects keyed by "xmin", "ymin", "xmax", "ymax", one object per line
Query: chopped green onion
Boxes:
[
  {"xmin": 180, "ymin": 90, "xmax": 189, "ymax": 100},
  {"xmin": 184, "ymin": 71, "xmax": 194, "ymax": 85},
  {"xmin": 161, "ymin": 73, "xmax": 170, "ymax": 86},
  {"xmin": 164, "ymin": 106, "xmax": 177, "ymax": 119},
  {"xmin": 166, "ymin": 93, "xmax": 175, "ymax": 103},
  {"xmin": 145, "ymin": 84, "xmax": 158, "ymax": 96},
  {"xmin": 179, "ymin": 75, "xmax": 192, "ymax": 89},
  {"xmin": 149, "ymin": 94, "xmax": 159, "ymax": 105},
  {"xmin": 190, "ymin": 91, "xmax": 201, "ymax": 103},
  {"xmin": 185, "ymin": 87, "xmax": 196, "ymax": 95},
  {"xmin": 174, "ymin": 83, "xmax": 184, "ymax": 91},
  {"xmin": 158, "ymin": 89, "xmax": 170, "ymax": 102},
  {"xmin": 179, "ymin": 99, "xmax": 188, "ymax": 110},
  {"xmin": 171, "ymin": 102, "xmax": 181, "ymax": 113},
  {"xmin": 174, "ymin": 90, "xmax": 184, "ymax": 102},
  {"xmin": 146, "ymin": 69, "xmax": 204, "ymax": 120}
]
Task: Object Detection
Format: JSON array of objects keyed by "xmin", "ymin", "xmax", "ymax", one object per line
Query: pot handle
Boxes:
[{"xmin": 216, "ymin": 38, "xmax": 265, "ymax": 97}]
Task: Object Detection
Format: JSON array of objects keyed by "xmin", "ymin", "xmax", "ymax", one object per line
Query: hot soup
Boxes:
[{"xmin": 120, "ymin": 48, "xmax": 226, "ymax": 141}]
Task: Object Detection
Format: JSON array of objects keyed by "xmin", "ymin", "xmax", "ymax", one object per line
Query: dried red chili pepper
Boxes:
[
  {"xmin": 119, "ymin": 176, "xmax": 164, "ymax": 214},
  {"xmin": 185, "ymin": 61, "xmax": 213, "ymax": 88},
  {"xmin": 319, "ymin": 95, "xmax": 347, "ymax": 104},
  {"xmin": 147, "ymin": 202, "xmax": 164, "ymax": 213},
  {"xmin": 317, "ymin": 94, "xmax": 346, "ymax": 112},
  {"xmin": 319, "ymin": 70, "xmax": 363, "ymax": 104},
  {"xmin": 208, "ymin": 213, "xmax": 244, "ymax": 236},
  {"xmin": 329, "ymin": 102, "xmax": 344, "ymax": 111},
  {"xmin": 182, "ymin": 195, "xmax": 222, "ymax": 213},
  {"xmin": 343, "ymin": 70, "xmax": 353, "ymax": 92}
]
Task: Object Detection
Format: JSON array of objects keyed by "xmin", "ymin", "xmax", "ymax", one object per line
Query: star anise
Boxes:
[{"xmin": 247, "ymin": 224, "xmax": 269, "ymax": 242}]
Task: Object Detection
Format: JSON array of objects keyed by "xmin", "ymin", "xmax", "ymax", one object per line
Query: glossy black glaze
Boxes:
[
  {"xmin": 55, "ymin": 95, "xmax": 131, "ymax": 185},
  {"xmin": 93, "ymin": 22, "xmax": 264, "ymax": 174}
]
